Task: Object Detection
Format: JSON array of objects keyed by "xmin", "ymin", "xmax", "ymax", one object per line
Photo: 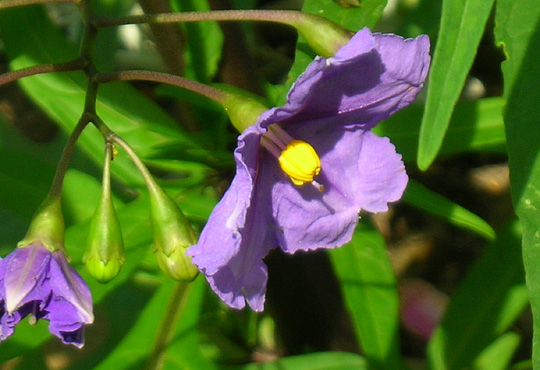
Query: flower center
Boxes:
[{"xmin": 261, "ymin": 125, "xmax": 321, "ymax": 186}]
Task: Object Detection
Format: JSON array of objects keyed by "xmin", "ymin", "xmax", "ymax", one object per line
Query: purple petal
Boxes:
[
  {"xmin": 0, "ymin": 309, "xmax": 22, "ymax": 342},
  {"xmin": 189, "ymin": 127, "xmax": 276, "ymax": 310},
  {"xmin": 3, "ymin": 245, "xmax": 51, "ymax": 313},
  {"xmin": 48, "ymin": 252, "xmax": 94, "ymax": 325},
  {"xmin": 270, "ymin": 124, "xmax": 407, "ymax": 254},
  {"xmin": 258, "ymin": 28, "xmax": 430, "ymax": 129},
  {"xmin": 188, "ymin": 125, "xmax": 262, "ymax": 275}
]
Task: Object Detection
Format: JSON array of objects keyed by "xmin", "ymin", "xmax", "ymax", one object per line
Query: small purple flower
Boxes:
[
  {"xmin": 188, "ymin": 28, "xmax": 431, "ymax": 311},
  {"xmin": 0, "ymin": 244, "xmax": 94, "ymax": 347}
]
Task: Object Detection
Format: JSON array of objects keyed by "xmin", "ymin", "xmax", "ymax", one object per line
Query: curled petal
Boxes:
[
  {"xmin": 189, "ymin": 126, "xmax": 276, "ymax": 310},
  {"xmin": 188, "ymin": 126, "xmax": 262, "ymax": 276},
  {"xmin": 191, "ymin": 185, "xmax": 274, "ymax": 310}
]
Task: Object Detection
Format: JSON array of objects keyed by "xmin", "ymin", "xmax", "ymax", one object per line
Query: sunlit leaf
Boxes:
[{"xmin": 417, "ymin": 0, "xmax": 495, "ymax": 170}]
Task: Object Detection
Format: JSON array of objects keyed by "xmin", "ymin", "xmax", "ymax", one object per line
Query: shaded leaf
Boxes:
[
  {"xmin": 330, "ymin": 222, "xmax": 403, "ymax": 369},
  {"xmin": 427, "ymin": 220, "xmax": 528, "ymax": 370}
]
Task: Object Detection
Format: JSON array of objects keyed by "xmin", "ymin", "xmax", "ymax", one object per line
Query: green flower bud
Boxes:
[
  {"xmin": 84, "ymin": 257, "xmax": 124, "ymax": 284},
  {"xmin": 148, "ymin": 183, "xmax": 199, "ymax": 281},
  {"xmin": 18, "ymin": 195, "xmax": 65, "ymax": 252},
  {"xmin": 83, "ymin": 142, "xmax": 124, "ymax": 283},
  {"xmin": 83, "ymin": 195, "xmax": 125, "ymax": 283}
]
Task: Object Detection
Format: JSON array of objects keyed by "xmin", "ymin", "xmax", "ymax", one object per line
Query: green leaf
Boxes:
[
  {"xmin": 427, "ymin": 220, "xmax": 528, "ymax": 370},
  {"xmin": 495, "ymin": 0, "xmax": 540, "ymax": 367},
  {"xmin": 471, "ymin": 332, "xmax": 521, "ymax": 370},
  {"xmin": 403, "ymin": 180, "xmax": 495, "ymax": 240},
  {"xmin": 0, "ymin": 5, "xmax": 197, "ymax": 186},
  {"xmin": 92, "ymin": 278, "xmax": 208, "ymax": 370},
  {"xmin": 375, "ymin": 97, "xmax": 507, "ymax": 162},
  {"xmin": 417, "ymin": 0, "xmax": 496, "ymax": 170},
  {"xmin": 232, "ymin": 352, "xmax": 367, "ymax": 370},
  {"xmin": 170, "ymin": 0, "xmax": 224, "ymax": 83},
  {"xmin": 330, "ymin": 222, "xmax": 403, "ymax": 369}
]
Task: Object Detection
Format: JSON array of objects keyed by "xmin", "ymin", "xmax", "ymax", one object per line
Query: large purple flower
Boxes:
[
  {"xmin": 188, "ymin": 28, "xmax": 431, "ymax": 311},
  {"xmin": 0, "ymin": 244, "xmax": 94, "ymax": 347}
]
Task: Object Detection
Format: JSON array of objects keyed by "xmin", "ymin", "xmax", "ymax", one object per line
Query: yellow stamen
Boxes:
[{"xmin": 278, "ymin": 140, "xmax": 321, "ymax": 186}]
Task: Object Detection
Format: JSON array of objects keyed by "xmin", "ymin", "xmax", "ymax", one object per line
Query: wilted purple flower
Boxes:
[
  {"xmin": 0, "ymin": 244, "xmax": 94, "ymax": 347},
  {"xmin": 188, "ymin": 28, "xmax": 431, "ymax": 311}
]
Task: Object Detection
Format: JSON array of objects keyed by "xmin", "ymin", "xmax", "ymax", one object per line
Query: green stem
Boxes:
[
  {"xmin": 0, "ymin": 59, "xmax": 85, "ymax": 87},
  {"xmin": 146, "ymin": 282, "xmax": 191, "ymax": 370},
  {"xmin": 108, "ymin": 132, "xmax": 161, "ymax": 194},
  {"xmin": 48, "ymin": 114, "xmax": 91, "ymax": 200}
]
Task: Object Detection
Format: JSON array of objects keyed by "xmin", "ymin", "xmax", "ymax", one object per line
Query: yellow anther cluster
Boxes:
[{"xmin": 278, "ymin": 140, "xmax": 321, "ymax": 186}]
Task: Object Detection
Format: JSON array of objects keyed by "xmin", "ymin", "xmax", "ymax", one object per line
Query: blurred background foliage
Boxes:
[{"xmin": 0, "ymin": 0, "xmax": 538, "ymax": 369}]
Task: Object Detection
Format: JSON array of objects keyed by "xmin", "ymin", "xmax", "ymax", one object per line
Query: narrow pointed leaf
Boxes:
[
  {"xmin": 403, "ymin": 179, "xmax": 495, "ymax": 240},
  {"xmin": 495, "ymin": 0, "xmax": 540, "ymax": 366},
  {"xmin": 427, "ymin": 221, "xmax": 528, "ymax": 370},
  {"xmin": 417, "ymin": 0, "xmax": 495, "ymax": 170}
]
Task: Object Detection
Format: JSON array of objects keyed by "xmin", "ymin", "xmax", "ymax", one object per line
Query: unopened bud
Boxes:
[
  {"xmin": 84, "ymin": 142, "xmax": 124, "ymax": 283},
  {"xmin": 148, "ymin": 183, "xmax": 199, "ymax": 281}
]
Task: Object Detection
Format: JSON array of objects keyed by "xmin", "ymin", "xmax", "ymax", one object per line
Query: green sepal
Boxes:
[
  {"xmin": 296, "ymin": 13, "xmax": 353, "ymax": 58},
  {"xmin": 148, "ymin": 183, "xmax": 199, "ymax": 282},
  {"xmin": 18, "ymin": 195, "xmax": 65, "ymax": 252},
  {"xmin": 223, "ymin": 93, "xmax": 269, "ymax": 134}
]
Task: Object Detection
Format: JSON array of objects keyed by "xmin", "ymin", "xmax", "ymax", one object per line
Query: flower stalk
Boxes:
[{"xmin": 93, "ymin": 10, "xmax": 353, "ymax": 58}]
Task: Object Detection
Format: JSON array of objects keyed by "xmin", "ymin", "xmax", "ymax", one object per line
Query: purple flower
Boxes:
[
  {"xmin": 0, "ymin": 244, "xmax": 94, "ymax": 347},
  {"xmin": 188, "ymin": 28, "xmax": 431, "ymax": 311}
]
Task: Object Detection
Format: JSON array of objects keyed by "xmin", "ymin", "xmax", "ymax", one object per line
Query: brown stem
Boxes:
[
  {"xmin": 95, "ymin": 70, "xmax": 228, "ymax": 104},
  {"xmin": 0, "ymin": 59, "xmax": 85, "ymax": 87},
  {"xmin": 93, "ymin": 9, "xmax": 303, "ymax": 29},
  {"xmin": 0, "ymin": 0, "xmax": 78, "ymax": 9}
]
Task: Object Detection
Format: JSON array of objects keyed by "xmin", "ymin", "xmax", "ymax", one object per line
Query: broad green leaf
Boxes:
[
  {"xmin": 330, "ymin": 222, "xmax": 403, "ymax": 369},
  {"xmin": 403, "ymin": 180, "xmax": 495, "ymax": 240},
  {"xmin": 0, "ymin": 147, "xmax": 53, "ymax": 220},
  {"xmin": 232, "ymin": 352, "xmax": 367, "ymax": 370},
  {"xmin": 427, "ymin": 220, "xmax": 528, "ymax": 370},
  {"xmin": 375, "ymin": 97, "xmax": 507, "ymax": 162},
  {"xmin": 0, "ymin": 5, "xmax": 198, "ymax": 186},
  {"xmin": 471, "ymin": 332, "xmax": 521, "ymax": 370},
  {"xmin": 417, "ymin": 0, "xmax": 495, "ymax": 170},
  {"xmin": 495, "ymin": 0, "xmax": 540, "ymax": 366}
]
